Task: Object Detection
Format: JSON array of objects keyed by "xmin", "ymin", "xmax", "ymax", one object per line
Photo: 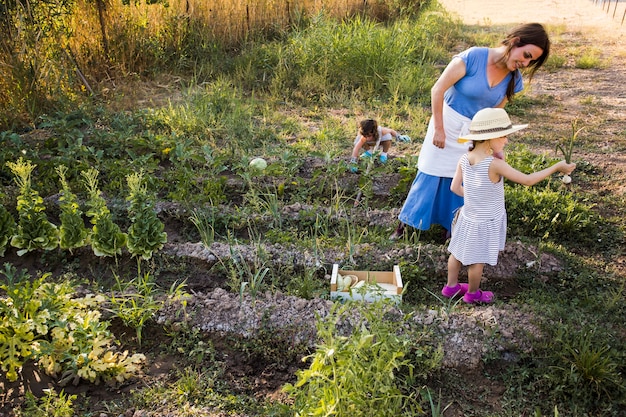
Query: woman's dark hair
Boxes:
[
  {"xmin": 359, "ymin": 119, "xmax": 379, "ymax": 141},
  {"xmin": 499, "ymin": 23, "xmax": 551, "ymax": 101}
]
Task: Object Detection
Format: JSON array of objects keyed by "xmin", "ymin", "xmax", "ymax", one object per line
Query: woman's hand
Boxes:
[{"xmin": 432, "ymin": 128, "xmax": 446, "ymax": 148}]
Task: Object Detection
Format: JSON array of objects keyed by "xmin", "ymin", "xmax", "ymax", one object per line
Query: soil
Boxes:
[{"xmin": 1, "ymin": 1, "xmax": 625, "ymax": 416}]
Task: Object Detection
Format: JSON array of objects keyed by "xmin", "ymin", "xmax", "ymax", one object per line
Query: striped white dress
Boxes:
[{"xmin": 448, "ymin": 155, "xmax": 507, "ymax": 266}]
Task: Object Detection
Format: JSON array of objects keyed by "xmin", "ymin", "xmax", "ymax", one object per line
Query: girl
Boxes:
[
  {"xmin": 349, "ymin": 119, "xmax": 409, "ymax": 172},
  {"xmin": 441, "ymin": 108, "xmax": 576, "ymax": 303}
]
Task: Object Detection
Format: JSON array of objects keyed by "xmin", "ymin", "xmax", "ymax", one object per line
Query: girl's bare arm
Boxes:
[
  {"xmin": 490, "ymin": 159, "xmax": 576, "ymax": 186},
  {"xmin": 450, "ymin": 162, "xmax": 464, "ymax": 196}
]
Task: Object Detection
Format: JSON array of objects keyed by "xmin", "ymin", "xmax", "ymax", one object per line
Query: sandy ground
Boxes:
[{"xmin": 438, "ymin": 0, "xmax": 626, "ymax": 40}]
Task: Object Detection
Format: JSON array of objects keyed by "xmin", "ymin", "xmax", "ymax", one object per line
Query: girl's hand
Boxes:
[{"xmin": 558, "ymin": 160, "xmax": 576, "ymax": 175}]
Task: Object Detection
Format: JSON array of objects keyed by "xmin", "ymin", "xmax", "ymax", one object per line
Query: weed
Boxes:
[
  {"xmin": 190, "ymin": 207, "xmax": 217, "ymax": 248},
  {"xmin": 425, "ymin": 287, "xmax": 464, "ymax": 316},
  {"xmin": 575, "ymin": 49, "xmax": 605, "ymax": 69},
  {"xmin": 109, "ymin": 273, "xmax": 187, "ymax": 346},
  {"xmin": 540, "ymin": 327, "xmax": 624, "ymax": 410},
  {"xmin": 421, "ymin": 387, "xmax": 452, "ymax": 417},
  {"xmin": 543, "ymin": 53, "xmax": 567, "ymax": 71},
  {"xmin": 17, "ymin": 389, "xmax": 77, "ymax": 417},
  {"xmin": 216, "ymin": 228, "xmax": 271, "ymax": 297}
]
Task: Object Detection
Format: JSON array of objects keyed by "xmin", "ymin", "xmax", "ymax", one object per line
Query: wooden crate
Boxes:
[{"xmin": 330, "ymin": 264, "xmax": 403, "ymax": 303}]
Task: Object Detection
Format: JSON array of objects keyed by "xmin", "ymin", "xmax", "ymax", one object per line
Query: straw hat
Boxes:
[{"xmin": 458, "ymin": 108, "xmax": 528, "ymax": 143}]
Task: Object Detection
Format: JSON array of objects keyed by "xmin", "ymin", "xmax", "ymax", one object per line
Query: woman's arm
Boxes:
[{"xmin": 430, "ymin": 57, "xmax": 467, "ymax": 149}]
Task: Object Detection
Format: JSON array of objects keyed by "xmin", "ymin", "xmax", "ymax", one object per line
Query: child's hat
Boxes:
[{"xmin": 458, "ymin": 108, "xmax": 528, "ymax": 143}]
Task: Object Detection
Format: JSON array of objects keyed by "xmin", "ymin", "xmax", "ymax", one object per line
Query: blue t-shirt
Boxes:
[{"xmin": 444, "ymin": 47, "xmax": 524, "ymax": 119}]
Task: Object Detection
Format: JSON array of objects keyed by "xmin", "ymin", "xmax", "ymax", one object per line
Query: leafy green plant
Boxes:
[
  {"xmin": 81, "ymin": 168, "xmax": 127, "ymax": 258},
  {"xmin": 17, "ymin": 389, "xmax": 77, "ymax": 417},
  {"xmin": 284, "ymin": 301, "xmax": 439, "ymax": 416},
  {"xmin": 56, "ymin": 165, "xmax": 89, "ymax": 251},
  {"xmin": 126, "ymin": 170, "xmax": 167, "ymax": 261},
  {"xmin": 6, "ymin": 158, "xmax": 59, "ymax": 255},
  {"xmin": 0, "ymin": 264, "xmax": 145, "ymax": 384}
]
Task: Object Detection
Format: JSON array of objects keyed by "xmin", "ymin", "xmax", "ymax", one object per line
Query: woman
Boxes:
[{"xmin": 390, "ymin": 23, "xmax": 550, "ymax": 240}]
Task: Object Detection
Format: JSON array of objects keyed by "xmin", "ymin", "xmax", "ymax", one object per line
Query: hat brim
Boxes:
[{"xmin": 458, "ymin": 124, "xmax": 528, "ymax": 143}]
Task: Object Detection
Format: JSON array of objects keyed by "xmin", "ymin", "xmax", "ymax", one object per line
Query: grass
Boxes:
[{"xmin": 1, "ymin": 2, "xmax": 625, "ymax": 416}]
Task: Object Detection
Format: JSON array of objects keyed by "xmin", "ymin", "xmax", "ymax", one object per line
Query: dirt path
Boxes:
[{"xmin": 438, "ymin": 0, "xmax": 626, "ymax": 39}]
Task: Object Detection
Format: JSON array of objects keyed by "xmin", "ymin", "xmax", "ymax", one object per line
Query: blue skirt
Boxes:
[{"xmin": 398, "ymin": 172, "xmax": 464, "ymax": 231}]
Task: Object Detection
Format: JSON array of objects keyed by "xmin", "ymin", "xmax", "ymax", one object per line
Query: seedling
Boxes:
[{"xmin": 556, "ymin": 120, "xmax": 584, "ymax": 184}]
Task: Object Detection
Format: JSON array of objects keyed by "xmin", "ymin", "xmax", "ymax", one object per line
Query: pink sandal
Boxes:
[
  {"xmin": 463, "ymin": 290, "xmax": 494, "ymax": 304},
  {"xmin": 441, "ymin": 283, "xmax": 469, "ymax": 298}
]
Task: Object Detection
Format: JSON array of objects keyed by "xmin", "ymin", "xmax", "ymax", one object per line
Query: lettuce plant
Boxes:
[
  {"xmin": 56, "ymin": 165, "xmax": 89, "ymax": 251},
  {"xmin": 126, "ymin": 171, "xmax": 167, "ymax": 261},
  {"xmin": 6, "ymin": 158, "xmax": 59, "ymax": 255},
  {"xmin": 81, "ymin": 168, "xmax": 127, "ymax": 257}
]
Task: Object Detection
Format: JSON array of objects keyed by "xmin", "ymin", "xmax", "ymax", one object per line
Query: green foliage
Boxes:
[
  {"xmin": 190, "ymin": 207, "xmax": 217, "ymax": 248},
  {"xmin": 81, "ymin": 168, "xmax": 127, "ymax": 257},
  {"xmin": 56, "ymin": 165, "xmax": 89, "ymax": 251},
  {"xmin": 574, "ymin": 49, "xmax": 605, "ymax": 69},
  {"xmin": 0, "ymin": 264, "xmax": 145, "ymax": 384},
  {"xmin": 544, "ymin": 328, "xmax": 623, "ymax": 410},
  {"xmin": 0, "ymin": 202, "xmax": 16, "ymax": 257},
  {"xmin": 0, "ymin": 0, "xmax": 81, "ymax": 130},
  {"xmin": 6, "ymin": 158, "xmax": 59, "ymax": 255},
  {"xmin": 284, "ymin": 301, "xmax": 440, "ymax": 416},
  {"xmin": 555, "ymin": 119, "xmax": 584, "ymax": 164},
  {"xmin": 109, "ymin": 273, "xmax": 188, "ymax": 346},
  {"xmin": 17, "ymin": 389, "xmax": 77, "ymax": 417},
  {"xmin": 505, "ymin": 143, "xmax": 556, "ymax": 175},
  {"xmin": 264, "ymin": 9, "xmax": 457, "ymax": 102},
  {"xmin": 543, "ymin": 53, "xmax": 567, "ymax": 71},
  {"xmin": 126, "ymin": 171, "xmax": 167, "ymax": 260},
  {"xmin": 505, "ymin": 186, "xmax": 603, "ymax": 245}
]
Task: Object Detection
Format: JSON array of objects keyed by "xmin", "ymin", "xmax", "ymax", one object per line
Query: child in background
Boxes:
[
  {"xmin": 442, "ymin": 108, "xmax": 576, "ymax": 304},
  {"xmin": 349, "ymin": 119, "xmax": 410, "ymax": 172}
]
